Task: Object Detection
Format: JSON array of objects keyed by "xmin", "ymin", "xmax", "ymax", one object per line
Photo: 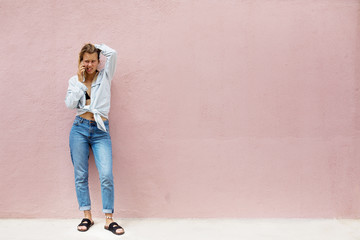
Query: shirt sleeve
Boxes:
[
  {"xmin": 65, "ymin": 76, "xmax": 88, "ymax": 109},
  {"xmin": 95, "ymin": 44, "xmax": 117, "ymax": 81}
]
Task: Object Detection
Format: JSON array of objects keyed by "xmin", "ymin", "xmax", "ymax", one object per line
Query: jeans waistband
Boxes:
[{"xmin": 75, "ymin": 115, "xmax": 109, "ymax": 125}]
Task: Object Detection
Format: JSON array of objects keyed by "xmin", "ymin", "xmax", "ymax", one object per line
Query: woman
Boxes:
[{"xmin": 65, "ymin": 43, "xmax": 124, "ymax": 235}]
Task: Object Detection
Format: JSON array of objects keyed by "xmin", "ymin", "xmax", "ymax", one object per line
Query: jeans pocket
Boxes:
[
  {"xmin": 105, "ymin": 122, "xmax": 110, "ymax": 132},
  {"xmin": 73, "ymin": 118, "xmax": 80, "ymax": 126}
]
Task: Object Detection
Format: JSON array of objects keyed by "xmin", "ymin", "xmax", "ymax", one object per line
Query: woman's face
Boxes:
[{"xmin": 82, "ymin": 52, "xmax": 99, "ymax": 75}]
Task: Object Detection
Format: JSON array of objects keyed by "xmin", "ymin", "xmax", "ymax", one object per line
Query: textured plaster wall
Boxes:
[{"xmin": 0, "ymin": 0, "xmax": 360, "ymax": 218}]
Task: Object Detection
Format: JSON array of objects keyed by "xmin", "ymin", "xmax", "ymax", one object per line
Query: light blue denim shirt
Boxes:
[{"xmin": 65, "ymin": 44, "xmax": 117, "ymax": 132}]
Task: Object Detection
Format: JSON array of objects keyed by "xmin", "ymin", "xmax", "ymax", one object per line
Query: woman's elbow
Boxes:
[{"xmin": 65, "ymin": 99, "xmax": 77, "ymax": 109}]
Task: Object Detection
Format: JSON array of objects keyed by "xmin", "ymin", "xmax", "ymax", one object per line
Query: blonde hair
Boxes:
[{"xmin": 78, "ymin": 43, "xmax": 101, "ymax": 65}]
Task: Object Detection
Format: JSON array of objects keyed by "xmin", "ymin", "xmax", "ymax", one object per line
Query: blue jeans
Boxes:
[{"xmin": 69, "ymin": 116, "xmax": 114, "ymax": 213}]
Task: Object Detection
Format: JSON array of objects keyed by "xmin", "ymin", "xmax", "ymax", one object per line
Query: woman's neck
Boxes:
[{"xmin": 85, "ymin": 71, "xmax": 97, "ymax": 82}]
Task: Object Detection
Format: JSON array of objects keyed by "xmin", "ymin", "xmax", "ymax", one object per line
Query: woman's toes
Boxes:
[{"xmin": 78, "ymin": 226, "xmax": 86, "ymax": 231}]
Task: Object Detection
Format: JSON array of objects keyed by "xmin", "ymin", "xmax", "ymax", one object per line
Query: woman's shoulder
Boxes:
[
  {"xmin": 68, "ymin": 75, "xmax": 83, "ymax": 87},
  {"xmin": 69, "ymin": 75, "xmax": 79, "ymax": 83}
]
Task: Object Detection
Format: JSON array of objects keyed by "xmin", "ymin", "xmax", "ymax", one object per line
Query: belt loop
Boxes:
[{"xmin": 80, "ymin": 118, "xmax": 83, "ymax": 123}]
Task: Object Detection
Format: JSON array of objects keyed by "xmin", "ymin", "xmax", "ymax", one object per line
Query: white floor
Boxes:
[{"xmin": 1, "ymin": 218, "xmax": 360, "ymax": 240}]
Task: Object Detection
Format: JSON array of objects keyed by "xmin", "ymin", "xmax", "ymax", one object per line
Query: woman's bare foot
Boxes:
[
  {"xmin": 105, "ymin": 214, "xmax": 125, "ymax": 235},
  {"xmin": 78, "ymin": 210, "xmax": 94, "ymax": 231}
]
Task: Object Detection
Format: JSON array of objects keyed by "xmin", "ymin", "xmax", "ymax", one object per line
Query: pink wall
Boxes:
[{"xmin": 0, "ymin": 0, "xmax": 360, "ymax": 218}]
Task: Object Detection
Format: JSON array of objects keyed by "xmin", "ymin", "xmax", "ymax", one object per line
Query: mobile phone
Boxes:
[{"xmin": 81, "ymin": 62, "xmax": 85, "ymax": 82}]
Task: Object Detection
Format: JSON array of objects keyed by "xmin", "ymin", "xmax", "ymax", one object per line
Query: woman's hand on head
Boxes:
[{"xmin": 77, "ymin": 62, "xmax": 86, "ymax": 82}]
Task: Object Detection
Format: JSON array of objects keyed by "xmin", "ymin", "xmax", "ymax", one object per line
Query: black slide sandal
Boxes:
[
  {"xmin": 105, "ymin": 222, "xmax": 125, "ymax": 235},
  {"xmin": 77, "ymin": 218, "xmax": 94, "ymax": 232}
]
